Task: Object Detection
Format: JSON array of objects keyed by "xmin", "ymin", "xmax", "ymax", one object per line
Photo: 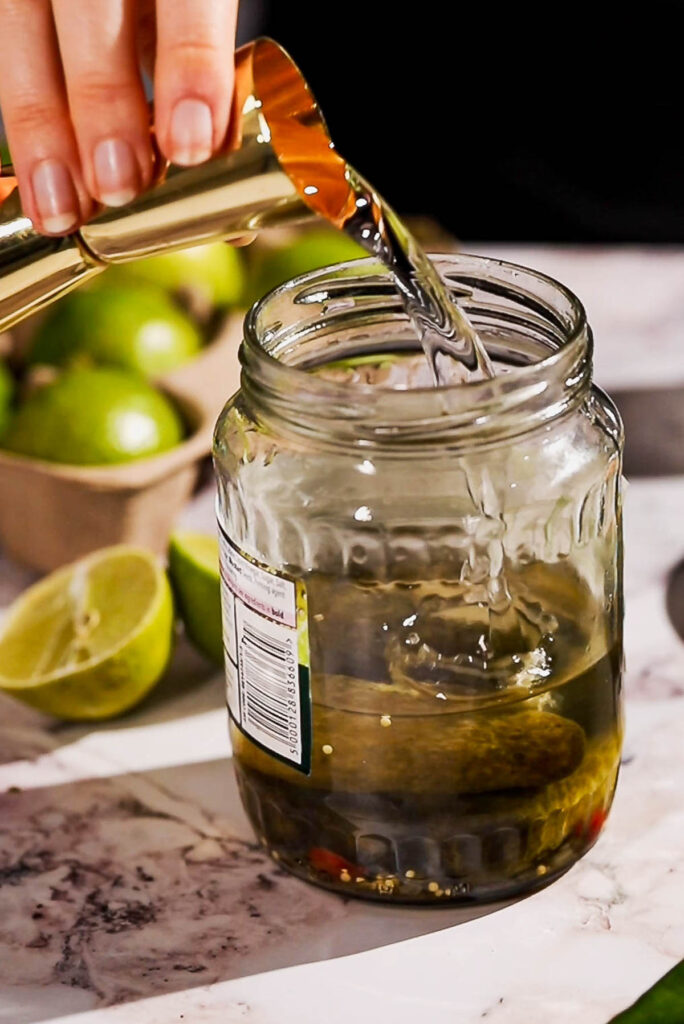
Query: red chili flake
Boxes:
[
  {"xmin": 574, "ymin": 807, "xmax": 609, "ymax": 840},
  {"xmin": 587, "ymin": 808, "xmax": 608, "ymax": 840},
  {"xmin": 308, "ymin": 847, "xmax": 366, "ymax": 878}
]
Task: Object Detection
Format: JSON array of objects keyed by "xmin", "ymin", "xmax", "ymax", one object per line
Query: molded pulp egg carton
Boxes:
[{"xmin": 0, "ymin": 315, "xmax": 243, "ymax": 572}]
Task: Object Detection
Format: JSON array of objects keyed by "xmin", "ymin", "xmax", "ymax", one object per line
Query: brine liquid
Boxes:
[{"xmin": 231, "ymin": 561, "xmax": 622, "ymax": 903}]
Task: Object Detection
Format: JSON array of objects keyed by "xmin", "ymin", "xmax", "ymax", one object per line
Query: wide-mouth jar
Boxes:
[{"xmin": 213, "ymin": 253, "xmax": 624, "ymax": 904}]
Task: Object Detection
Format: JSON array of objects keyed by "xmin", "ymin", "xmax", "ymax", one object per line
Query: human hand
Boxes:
[{"xmin": 0, "ymin": 0, "xmax": 239, "ymax": 235}]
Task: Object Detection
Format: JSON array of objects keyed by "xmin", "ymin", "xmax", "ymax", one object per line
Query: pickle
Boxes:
[
  {"xmin": 489, "ymin": 731, "xmax": 620, "ymax": 820},
  {"xmin": 482, "ymin": 733, "xmax": 621, "ymax": 871},
  {"xmin": 234, "ymin": 690, "xmax": 586, "ymax": 794}
]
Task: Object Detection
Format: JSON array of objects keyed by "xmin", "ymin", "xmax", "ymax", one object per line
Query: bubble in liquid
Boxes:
[{"xmin": 385, "ymin": 582, "xmax": 558, "ymax": 701}]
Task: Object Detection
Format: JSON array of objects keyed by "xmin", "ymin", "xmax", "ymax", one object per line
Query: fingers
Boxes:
[
  {"xmin": 0, "ymin": 0, "xmax": 239, "ymax": 237},
  {"xmin": 0, "ymin": 0, "xmax": 92, "ymax": 234},
  {"xmin": 154, "ymin": 0, "xmax": 239, "ymax": 166},
  {"xmin": 51, "ymin": 0, "xmax": 153, "ymax": 208}
]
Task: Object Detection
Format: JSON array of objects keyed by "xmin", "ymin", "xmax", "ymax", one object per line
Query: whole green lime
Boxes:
[
  {"xmin": 246, "ymin": 229, "xmax": 366, "ymax": 307},
  {"xmin": 28, "ymin": 282, "xmax": 202, "ymax": 378},
  {"xmin": 2, "ymin": 367, "xmax": 185, "ymax": 465},
  {"xmin": 0, "ymin": 360, "xmax": 14, "ymax": 438},
  {"xmin": 111, "ymin": 243, "xmax": 246, "ymax": 310}
]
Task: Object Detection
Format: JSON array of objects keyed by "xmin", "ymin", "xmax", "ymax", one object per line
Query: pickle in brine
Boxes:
[{"xmin": 234, "ymin": 688, "xmax": 586, "ymax": 795}]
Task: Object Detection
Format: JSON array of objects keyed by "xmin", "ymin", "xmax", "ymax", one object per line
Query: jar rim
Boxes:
[{"xmin": 240, "ymin": 252, "xmax": 591, "ymax": 447}]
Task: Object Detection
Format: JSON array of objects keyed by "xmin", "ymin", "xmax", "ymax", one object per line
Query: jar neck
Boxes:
[{"xmin": 240, "ymin": 254, "xmax": 591, "ymax": 450}]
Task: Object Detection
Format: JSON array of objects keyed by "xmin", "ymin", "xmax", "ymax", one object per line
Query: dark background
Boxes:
[{"xmin": 243, "ymin": 1, "xmax": 684, "ymax": 242}]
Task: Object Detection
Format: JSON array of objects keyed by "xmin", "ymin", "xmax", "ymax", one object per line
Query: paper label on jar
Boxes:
[{"xmin": 218, "ymin": 525, "xmax": 311, "ymax": 774}]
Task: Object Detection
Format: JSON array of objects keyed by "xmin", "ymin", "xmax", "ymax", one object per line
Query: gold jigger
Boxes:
[{"xmin": 0, "ymin": 37, "xmax": 355, "ymax": 333}]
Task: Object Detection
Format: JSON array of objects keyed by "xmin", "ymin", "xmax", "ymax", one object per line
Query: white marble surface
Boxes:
[{"xmin": 1, "ymin": 245, "xmax": 684, "ymax": 1024}]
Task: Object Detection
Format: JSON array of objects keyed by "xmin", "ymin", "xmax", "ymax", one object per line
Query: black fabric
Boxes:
[{"xmin": 258, "ymin": 2, "xmax": 684, "ymax": 242}]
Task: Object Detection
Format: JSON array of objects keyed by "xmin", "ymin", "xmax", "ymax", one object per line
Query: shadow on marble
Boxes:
[
  {"xmin": 612, "ymin": 385, "xmax": 684, "ymax": 477},
  {"xmin": 0, "ymin": 756, "xmax": 511, "ymax": 1023},
  {"xmin": 0, "ymin": 638, "xmax": 225, "ymax": 768}
]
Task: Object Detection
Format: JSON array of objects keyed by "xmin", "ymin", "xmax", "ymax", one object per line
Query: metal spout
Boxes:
[{"xmin": 0, "ymin": 37, "xmax": 347, "ymax": 332}]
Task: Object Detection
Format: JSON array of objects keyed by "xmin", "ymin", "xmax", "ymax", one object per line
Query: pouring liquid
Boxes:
[
  {"xmin": 267, "ymin": 96, "xmax": 494, "ymax": 385},
  {"xmin": 341, "ymin": 166, "xmax": 494, "ymax": 384}
]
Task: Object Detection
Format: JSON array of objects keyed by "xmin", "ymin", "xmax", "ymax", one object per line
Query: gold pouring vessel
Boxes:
[{"xmin": 0, "ymin": 36, "xmax": 358, "ymax": 334}]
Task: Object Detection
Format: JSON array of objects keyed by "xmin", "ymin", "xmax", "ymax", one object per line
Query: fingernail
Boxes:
[
  {"xmin": 31, "ymin": 159, "xmax": 78, "ymax": 233},
  {"xmin": 169, "ymin": 98, "xmax": 213, "ymax": 165},
  {"xmin": 93, "ymin": 138, "xmax": 139, "ymax": 207}
]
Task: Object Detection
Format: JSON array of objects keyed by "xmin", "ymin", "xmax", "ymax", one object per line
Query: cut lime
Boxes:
[
  {"xmin": 168, "ymin": 532, "xmax": 222, "ymax": 665},
  {"xmin": 0, "ymin": 546, "xmax": 174, "ymax": 720},
  {"xmin": 2, "ymin": 367, "xmax": 185, "ymax": 465}
]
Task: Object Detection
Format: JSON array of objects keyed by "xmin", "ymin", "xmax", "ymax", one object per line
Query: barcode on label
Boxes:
[
  {"xmin": 237, "ymin": 603, "xmax": 302, "ymax": 764},
  {"xmin": 219, "ymin": 525, "xmax": 311, "ymax": 774}
]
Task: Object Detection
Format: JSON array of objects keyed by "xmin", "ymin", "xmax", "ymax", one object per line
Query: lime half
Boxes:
[
  {"xmin": 0, "ymin": 546, "xmax": 174, "ymax": 720},
  {"xmin": 168, "ymin": 532, "xmax": 222, "ymax": 665}
]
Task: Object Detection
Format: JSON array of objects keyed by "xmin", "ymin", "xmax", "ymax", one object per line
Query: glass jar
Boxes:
[{"xmin": 213, "ymin": 253, "xmax": 624, "ymax": 904}]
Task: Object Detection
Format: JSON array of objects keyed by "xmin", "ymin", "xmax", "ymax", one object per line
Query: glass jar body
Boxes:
[{"xmin": 214, "ymin": 255, "xmax": 623, "ymax": 903}]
